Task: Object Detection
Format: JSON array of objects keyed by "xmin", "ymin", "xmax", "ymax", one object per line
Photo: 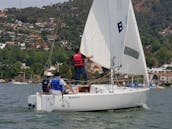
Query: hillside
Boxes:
[
  {"xmin": 133, "ymin": 0, "xmax": 172, "ymax": 66},
  {"xmin": 0, "ymin": 0, "xmax": 172, "ymax": 79},
  {"xmin": 3, "ymin": 0, "xmax": 172, "ymax": 66}
]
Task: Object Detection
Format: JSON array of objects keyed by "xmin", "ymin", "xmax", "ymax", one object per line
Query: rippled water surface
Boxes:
[{"xmin": 0, "ymin": 83, "xmax": 171, "ymax": 129}]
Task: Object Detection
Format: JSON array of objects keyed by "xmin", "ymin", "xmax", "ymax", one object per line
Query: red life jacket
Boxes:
[{"xmin": 73, "ymin": 53, "xmax": 84, "ymax": 66}]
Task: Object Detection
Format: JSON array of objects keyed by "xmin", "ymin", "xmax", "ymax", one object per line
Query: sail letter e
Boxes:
[{"xmin": 117, "ymin": 21, "xmax": 123, "ymax": 33}]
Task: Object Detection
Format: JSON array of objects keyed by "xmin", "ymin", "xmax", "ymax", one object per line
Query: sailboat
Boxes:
[{"xmin": 28, "ymin": 0, "xmax": 149, "ymax": 112}]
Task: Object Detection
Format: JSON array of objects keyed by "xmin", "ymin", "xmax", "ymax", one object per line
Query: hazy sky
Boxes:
[{"xmin": 0, "ymin": 0, "xmax": 69, "ymax": 10}]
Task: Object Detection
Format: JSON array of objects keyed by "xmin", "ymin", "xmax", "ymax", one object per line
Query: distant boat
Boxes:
[
  {"xmin": 28, "ymin": 0, "xmax": 149, "ymax": 112},
  {"xmin": 11, "ymin": 81, "xmax": 28, "ymax": 85},
  {"xmin": 0, "ymin": 79, "xmax": 6, "ymax": 83}
]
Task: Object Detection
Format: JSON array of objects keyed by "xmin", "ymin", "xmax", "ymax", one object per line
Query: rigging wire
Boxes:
[
  {"xmin": 62, "ymin": 71, "xmax": 145, "ymax": 87},
  {"xmin": 48, "ymin": 5, "xmax": 64, "ymax": 68},
  {"xmin": 42, "ymin": 4, "xmax": 64, "ymax": 75},
  {"xmin": 62, "ymin": 72, "xmax": 111, "ymax": 86}
]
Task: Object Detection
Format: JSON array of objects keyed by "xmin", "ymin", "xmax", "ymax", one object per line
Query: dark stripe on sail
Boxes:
[{"xmin": 124, "ymin": 46, "xmax": 139, "ymax": 59}]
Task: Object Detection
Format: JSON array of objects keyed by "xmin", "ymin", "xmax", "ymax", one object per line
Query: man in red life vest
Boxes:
[{"xmin": 71, "ymin": 48, "xmax": 92, "ymax": 85}]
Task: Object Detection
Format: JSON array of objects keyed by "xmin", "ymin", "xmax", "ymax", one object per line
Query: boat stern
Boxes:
[
  {"xmin": 27, "ymin": 93, "xmax": 57, "ymax": 112},
  {"xmin": 28, "ymin": 95, "xmax": 36, "ymax": 109}
]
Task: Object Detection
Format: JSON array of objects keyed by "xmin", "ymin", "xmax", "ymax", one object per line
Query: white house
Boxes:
[{"xmin": 0, "ymin": 43, "xmax": 6, "ymax": 49}]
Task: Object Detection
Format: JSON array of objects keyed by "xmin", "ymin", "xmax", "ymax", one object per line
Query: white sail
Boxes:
[
  {"xmin": 119, "ymin": 1, "xmax": 148, "ymax": 79},
  {"xmin": 80, "ymin": 0, "xmax": 130, "ymax": 69},
  {"xmin": 81, "ymin": 0, "xmax": 148, "ymax": 78}
]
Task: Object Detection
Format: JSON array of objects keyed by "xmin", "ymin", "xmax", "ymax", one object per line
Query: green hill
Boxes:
[
  {"xmin": 133, "ymin": 0, "xmax": 172, "ymax": 66},
  {"xmin": 0, "ymin": 0, "xmax": 172, "ymax": 79},
  {"xmin": 4, "ymin": 0, "xmax": 172, "ymax": 67}
]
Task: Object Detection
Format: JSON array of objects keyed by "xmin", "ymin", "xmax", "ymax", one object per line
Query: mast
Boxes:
[
  {"xmin": 110, "ymin": 62, "xmax": 115, "ymax": 85},
  {"xmin": 109, "ymin": 0, "xmax": 130, "ymax": 87},
  {"xmin": 46, "ymin": 4, "xmax": 63, "ymax": 69},
  {"xmin": 48, "ymin": 41, "xmax": 54, "ymax": 67},
  {"xmin": 109, "ymin": 0, "xmax": 116, "ymax": 92},
  {"xmin": 108, "ymin": 0, "xmax": 114, "ymax": 87}
]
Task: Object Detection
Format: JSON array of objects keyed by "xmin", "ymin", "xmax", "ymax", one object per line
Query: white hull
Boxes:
[
  {"xmin": 11, "ymin": 81, "xmax": 28, "ymax": 85},
  {"xmin": 0, "ymin": 79, "xmax": 6, "ymax": 83},
  {"xmin": 28, "ymin": 85, "xmax": 149, "ymax": 112}
]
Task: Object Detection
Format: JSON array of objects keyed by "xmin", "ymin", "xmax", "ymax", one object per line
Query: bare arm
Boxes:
[
  {"xmin": 82, "ymin": 54, "xmax": 93, "ymax": 63},
  {"xmin": 86, "ymin": 55, "xmax": 93, "ymax": 59},
  {"xmin": 65, "ymin": 84, "xmax": 74, "ymax": 93}
]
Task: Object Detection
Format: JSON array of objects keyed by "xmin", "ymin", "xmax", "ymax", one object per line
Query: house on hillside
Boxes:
[
  {"xmin": 18, "ymin": 42, "xmax": 26, "ymax": 50},
  {"xmin": 59, "ymin": 40, "xmax": 72, "ymax": 50},
  {"xmin": 0, "ymin": 10, "xmax": 5, "ymax": 17},
  {"xmin": 159, "ymin": 72, "xmax": 172, "ymax": 85},
  {"xmin": 0, "ymin": 43, "xmax": 6, "ymax": 49},
  {"xmin": 148, "ymin": 65, "xmax": 172, "ymax": 85},
  {"xmin": 5, "ymin": 41, "xmax": 15, "ymax": 46},
  {"xmin": 21, "ymin": 63, "xmax": 30, "ymax": 70}
]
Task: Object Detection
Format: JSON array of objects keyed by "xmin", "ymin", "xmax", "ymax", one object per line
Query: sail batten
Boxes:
[{"xmin": 124, "ymin": 46, "xmax": 139, "ymax": 59}]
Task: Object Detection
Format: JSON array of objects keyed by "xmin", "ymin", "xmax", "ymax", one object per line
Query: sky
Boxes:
[{"xmin": 0, "ymin": 0, "xmax": 69, "ymax": 10}]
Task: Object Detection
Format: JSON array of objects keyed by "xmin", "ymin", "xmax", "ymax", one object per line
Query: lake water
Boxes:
[{"xmin": 0, "ymin": 83, "xmax": 171, "ymax": 129}]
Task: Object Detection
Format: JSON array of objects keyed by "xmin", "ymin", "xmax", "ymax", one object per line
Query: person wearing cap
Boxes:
[
  {"xmin": 50, "ymin": 72, "xmax": 74, "ymax": 94},
  {"xmin": 41, "ymin": 75, "xmax": 51, "ymax": 94}
]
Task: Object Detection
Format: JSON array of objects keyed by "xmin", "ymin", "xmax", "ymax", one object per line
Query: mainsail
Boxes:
[{"xmin": 80, "ymin": 0, "xmax": 130, "ymax": 69}]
